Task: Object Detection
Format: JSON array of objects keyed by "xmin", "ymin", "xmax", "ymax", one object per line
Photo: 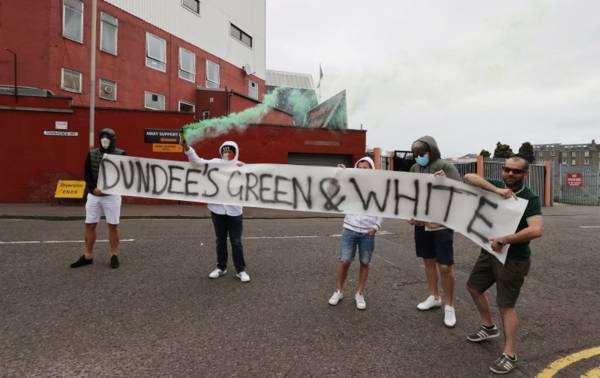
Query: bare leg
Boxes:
[
  {"xmin": 336, "ymin": 261, "xmax": 352, "ymax": 291},
  {"xmin": 107, "ymin": 224, "xmax": 119, "ymax": 256},
  {"xmin": 356, "ymin": 262, "xmax": 370, "ymax": 294},
  {"xmin": 439, "ymin": 264, "xmax": 455, "ymax": 306},
  {"xmin": 499, "ymin": 307, "xmax": 519, "ymax": 357},
  {"xmin": 423, "ymin": 258, "xmax": 440, "ymax": 299},
  {"xmin": 467, "ymin": 285, "xmax": 494, "ymax": 326},
  {"xmin": 84, "ymin": 223, "xmax": 97, "ymax": 258}
]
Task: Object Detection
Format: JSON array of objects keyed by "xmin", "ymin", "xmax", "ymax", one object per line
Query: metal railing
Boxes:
[{"xmin": 557, "ymin": 165, "xmax": 600, "ymax": 206}]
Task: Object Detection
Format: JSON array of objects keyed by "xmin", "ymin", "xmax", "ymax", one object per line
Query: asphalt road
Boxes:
[{"xmin": 1, "ymin": 205, "xmax": 599, "ymax": 377}]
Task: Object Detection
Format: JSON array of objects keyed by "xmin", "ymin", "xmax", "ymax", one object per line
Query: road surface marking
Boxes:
[
  {"xmin": 535, "ymin": 346, "xmax": 600, "ymax": 378},
  {"xmin": 581, "ymin": 367, "xmax": 600, "ymax": 378},
  {"xmin": 244, "ymin": 235, "xmax": 319, "ymax": 240},
  {"xmin": 0, "ymin": 239, "xmax": 135, "ymax": 245}
]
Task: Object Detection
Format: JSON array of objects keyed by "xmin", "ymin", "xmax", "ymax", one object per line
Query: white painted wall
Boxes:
[{"xmin": 104, "ymin": 0, "xmax": 266, "ymax": 79}]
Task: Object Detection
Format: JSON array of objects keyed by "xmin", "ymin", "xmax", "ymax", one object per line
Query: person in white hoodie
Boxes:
[
  {"xmin": 328, "ymin": 157, "xmax": 383, "ymax": 310},
  {"xmin": 180, "ymin": 138, "xmax": 250, "ymax": 283}
]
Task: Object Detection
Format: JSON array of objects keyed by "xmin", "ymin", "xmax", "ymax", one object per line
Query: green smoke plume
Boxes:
[
  {"xmin": 181, "ymin": 87, "xmax": 318, "ymax": 144},
  {"xmin": 181, "ymin": 88, "xmax": 282, "ymax": 144}
]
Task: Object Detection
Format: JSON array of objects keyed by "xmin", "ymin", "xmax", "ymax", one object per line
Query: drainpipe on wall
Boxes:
[{"xmin": 226, "ymin": 87, "xmax": 231, "ymax": 115}]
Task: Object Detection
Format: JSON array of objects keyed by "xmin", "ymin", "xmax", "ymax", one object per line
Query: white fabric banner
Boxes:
[{"xmin": 99, "ymin": 154, "xmax": 528, "ymax": 263}]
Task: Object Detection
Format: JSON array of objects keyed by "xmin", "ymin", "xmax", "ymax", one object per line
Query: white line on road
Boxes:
[
  {"xmin": 579, "ymin": 226, "xmax": 600, "ymax": 229},
  {"xmin": 0, "ymin": 239, "xmax": 135, "ymax": 245},
  {"xmin": 244, "ymin": 235, "xmax": 319, "ymax": 240},
  {"xmin": 330, "ymin": 230, "xmax": 393, "ymax": 237}
]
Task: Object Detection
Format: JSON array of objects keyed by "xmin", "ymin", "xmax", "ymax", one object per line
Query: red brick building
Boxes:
[{"xmin": 0, "ymin": 0, "xmax": 266, "ymax": 112}]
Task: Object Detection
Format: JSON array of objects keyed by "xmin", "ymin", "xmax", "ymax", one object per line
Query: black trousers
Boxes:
[{"xmin": 210, "ymin": 212, "xmax": 245, "ymax": 273}]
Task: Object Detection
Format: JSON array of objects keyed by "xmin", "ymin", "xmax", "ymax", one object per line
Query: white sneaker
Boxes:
[
  {"xmin": 417, "ymin": 295, "xmax": 442, "ymax": 311},
  {"xmin": 444, "ymin": 305, "xmax": 457, "ymax": 328},
  {"xmin": 355, "ymin": 293, "xmax": 366, "ymax": 310},
  {"xmin": 328, "ymin": 290, "xmax": 344, "ymax": 305},
  {"xmin": 208, "ymin": 268, "xmax": 227, "ymax": 279},
  {"xmin": 236, "ymin": 271, "xmax": 251, "ymax": 283}
]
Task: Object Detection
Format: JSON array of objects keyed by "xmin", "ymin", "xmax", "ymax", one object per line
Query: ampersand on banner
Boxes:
[{"xmin": 319, "ymin": 178, "xmax": 346, "ymax": 212}]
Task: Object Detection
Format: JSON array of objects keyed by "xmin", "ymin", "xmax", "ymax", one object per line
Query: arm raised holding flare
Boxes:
[{"xmin": 179, "ymin": 133, "xmax": 251, "ymax": 283}]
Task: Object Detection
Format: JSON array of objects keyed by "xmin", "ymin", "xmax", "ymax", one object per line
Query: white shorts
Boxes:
[{"xmin": 85, "ymin": 193, "xmax": 122, "ymax": 225}]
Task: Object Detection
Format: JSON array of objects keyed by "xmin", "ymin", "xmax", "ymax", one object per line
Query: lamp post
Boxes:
[
  {"xmin": 89, "ymin": 0, "xmax": 97, "ymax": 148},
  {"xmin": 5, "ymin": 48, "xmax": 17, "ymax": 103}
]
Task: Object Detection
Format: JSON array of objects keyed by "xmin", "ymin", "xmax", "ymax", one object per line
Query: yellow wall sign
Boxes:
[
  {"xmin": 55, "ymin": 180, "xmax": 86, "ymax": 199},
  {"xmin": 152, "ymin": 143, "xmax": 183, "ymax": 153}
]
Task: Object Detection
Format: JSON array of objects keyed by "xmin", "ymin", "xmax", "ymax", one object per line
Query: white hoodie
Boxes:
[
  {"xmin": 185, "ymin": 141, "xmax": 243, "ymax": 216},
  {"xmin": 342, "ymin": 157, "xmax": 383, "ymax": 234}
]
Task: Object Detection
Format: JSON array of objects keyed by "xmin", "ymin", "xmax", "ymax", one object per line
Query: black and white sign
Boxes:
[{"xmin": 99, "ymin": 154, "xmax": 528, "ymax": 263}]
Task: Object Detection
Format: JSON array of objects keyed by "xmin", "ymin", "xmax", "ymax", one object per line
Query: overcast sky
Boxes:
[{"xmin": 266, "ymin": 0, "xmax": 600, "ymax": 157}]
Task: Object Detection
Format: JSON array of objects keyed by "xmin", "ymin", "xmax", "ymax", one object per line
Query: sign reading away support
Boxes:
[
  {"xmin": 55, "ymin": 180, "xmax": 86, "ymax": 198},
  {"xmin": 566, "ymin": 173, "xmax": 583, "ymax": 187},
  {"xmin": 98, "ymin": 155, "xmax": 528, "ymax": 263},
  {"xmin": 144, "ymin": 129, "xmax": 181, "ymax": 144}
]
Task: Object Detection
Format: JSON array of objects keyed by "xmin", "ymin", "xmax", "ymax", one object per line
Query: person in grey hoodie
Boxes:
[
  {"xmin": 181, "ymin": 138, "xmax": 250, "ymax": 283},
  {"xmin": 409, "ymin": 136, "xmax": 461, "ymax": 327},
  {"xmin": 328, "ymin": 157, "xmax": 383, "ymax": 310}
]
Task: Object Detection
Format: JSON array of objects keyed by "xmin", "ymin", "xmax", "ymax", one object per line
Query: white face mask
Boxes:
[{"xmin": 100, "ymin": 137, "xmax": 111, "ymax": 149}]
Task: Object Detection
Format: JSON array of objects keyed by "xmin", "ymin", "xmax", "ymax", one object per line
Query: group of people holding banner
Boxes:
[{"xmin": 71, "ymin": 129, "xmax": 543, "ymax": 375}]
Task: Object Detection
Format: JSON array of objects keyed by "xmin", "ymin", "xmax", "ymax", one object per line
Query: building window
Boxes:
[
  {"xmin": 61, "ymin": 68, "xmax": 82, "ymax": 93},
  {"xmin": 206, "ymin": 60, "xmax": 220, "ymax": 88},
  {"xmin": 144, "ymin": 91, "xmax": 165, "ymax": 111},
  {"xmin": 179, "ymin": 48, "xmax": 196, "ymax": 82},
  {"xmin": 63, "ymin": 0, "xmax": 84, "ymax": 43},
  {"xmin": 146, "ymin": 33, "xmax": 167, "ymax": 72},
  {"xmin": 571, "ymin": 151, "xmax": 577, "ymax": 157},
  {"xmin": 584, "ymin": 150, "xmax": 590, "ymax": 157},
  {"xmin": 99, "ymin": 79, "xmax": 117, "ymax": 101},
  {"xmin": 100, "ymin": 12, "xmax": 118, "ymax": 55},
  {"xmin": 202, "ymin": 110, "xmax": 210, "ymax": 119},
  {"xmin": 571, "ymin": 159, "xmax": 576, "ymax": 166},
  {"xmin": 550, "ymin": 151, "xmax": 555, "ymax": 157},
  {"xmin": 584, "ymin": 159, "xmax": 590, "ymax": 165},
  {"xmin": 248, "ymin": 80, "xmax": 258, "ymax": 99},
  {"xmin": 561, "ymin": 158, "xmax": 567, "ymax": 165},
  {"xmin": 182, "ymin": 0, "xmax": 200, "ymax": 14},
  {"xmin": 230, "ymin": 24, "xmax": 252, "ymax": 48},
  {"xmin": 178, "ymin": 100, "xmax": 195, "ymax": 113}
]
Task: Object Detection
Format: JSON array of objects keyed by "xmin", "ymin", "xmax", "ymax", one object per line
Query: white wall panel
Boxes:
[{"xmin": 105, "ymin": 0, "xmax": 266, "ymax": 79}]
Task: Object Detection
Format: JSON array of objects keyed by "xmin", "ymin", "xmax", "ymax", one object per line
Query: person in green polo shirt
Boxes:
[{"xmin": 463, "ymin": 155, "xmax": 544, "ymax": 375}]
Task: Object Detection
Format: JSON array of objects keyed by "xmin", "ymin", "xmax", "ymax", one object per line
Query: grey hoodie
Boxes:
[{"xmin": 409, "ymin": 136, "xmax": 461, "ymax": 181}]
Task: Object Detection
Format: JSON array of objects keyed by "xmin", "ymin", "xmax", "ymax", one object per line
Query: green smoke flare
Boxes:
[{"xmin": 181, "ymin": 88, "xmax": 283, "ymax": 144}]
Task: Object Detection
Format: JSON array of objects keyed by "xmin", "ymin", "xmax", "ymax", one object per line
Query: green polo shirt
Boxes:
[{"xmin": 488, "ymin": 179, "xmax": 542, "ymax": 260}]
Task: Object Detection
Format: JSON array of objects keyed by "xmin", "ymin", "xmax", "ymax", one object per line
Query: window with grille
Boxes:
[
  {"xmin": 99, "ymin": 79, "xmax": 117, "ymax": 101},
  {"xmin": 230, "ymin": 24, "xmax": 252, "ymax": 48},
  {"xmin": 144, "ymin": 91, "xmax": 165, "ymax": 110},
  {"xmin": 182, "ymin": 0, "xmax": 200, "ymax": 14}
]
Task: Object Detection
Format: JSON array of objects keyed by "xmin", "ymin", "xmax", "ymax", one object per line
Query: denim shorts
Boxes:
[{"xmin": 338, "ymin": 228, "xmax": 375, "ymax": 265}]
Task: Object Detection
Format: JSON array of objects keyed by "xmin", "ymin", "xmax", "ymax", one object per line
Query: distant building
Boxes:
[
  {"xmin": 265, "ymin": 70, "xmax": 318, "ymax": 125},
  {"xmin": 533, "ymin": 140, "xmax": 600, "ymax": 169}
]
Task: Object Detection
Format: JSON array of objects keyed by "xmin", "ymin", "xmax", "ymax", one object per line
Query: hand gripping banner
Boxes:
[{"xmin": 98, "ymin": 154, "xmax": 527, "ymax": 263}]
